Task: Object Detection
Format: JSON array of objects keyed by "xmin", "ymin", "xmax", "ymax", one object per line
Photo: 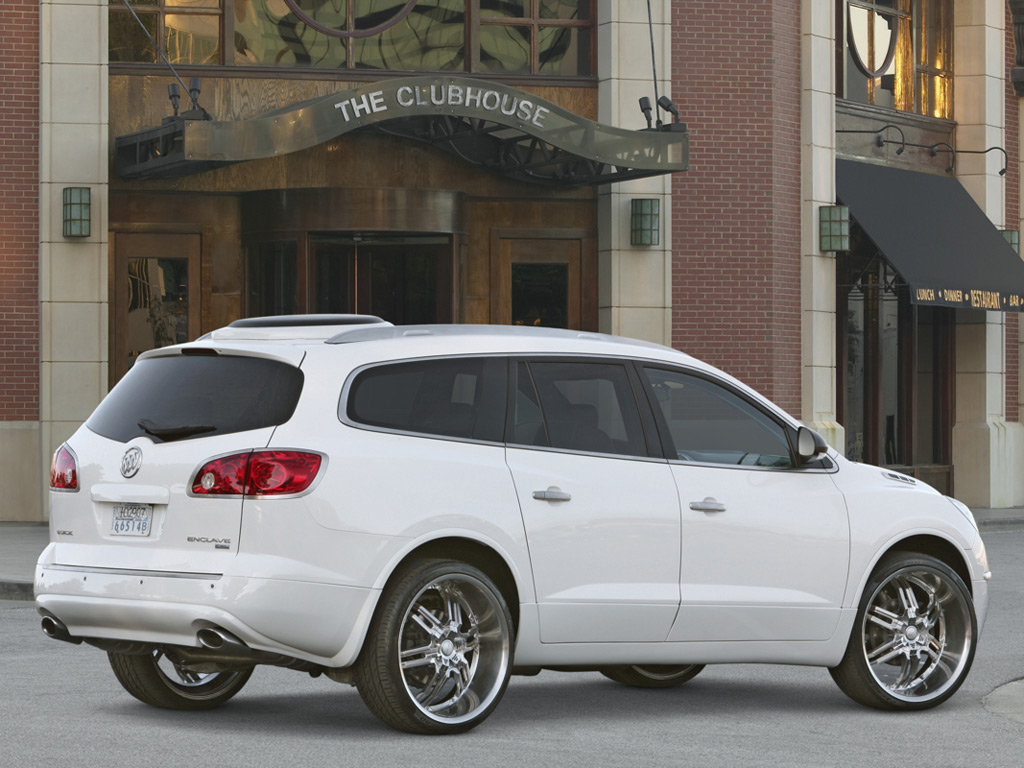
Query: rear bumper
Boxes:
[{"xmin": 34, "ymin": 558, "xmax": 378, "ymax": 668}]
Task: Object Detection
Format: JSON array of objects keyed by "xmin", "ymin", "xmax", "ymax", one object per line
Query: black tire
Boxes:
[
  {"xmin": 829, "ymin": 551, "xmax": 977, "ymax": 711},
  {"xmin": 356, "ymin": 559, "xmax": 514, "ymax": 735},
  {"xmin": 601, "ymin": 664, "xmax": 705, "ymax": 688},
  {"xmin": 108, "ymin": 650, "xmax": 253, "ymax": 710}
]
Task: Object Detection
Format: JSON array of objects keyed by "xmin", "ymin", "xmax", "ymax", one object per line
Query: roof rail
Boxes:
[{"xmin": 229, "ymin": 314, "xmax": 387, "ymax": 328}]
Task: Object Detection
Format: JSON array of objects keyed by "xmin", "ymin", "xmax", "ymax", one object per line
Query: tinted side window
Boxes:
[
  {"xmin": 516, "ymin": 361, "xmax": 648, "ymax": 457},
  {"xmin": 644, "ymin": 367, "xmax": 793, "ymax": 468},
  {"xmin": 87, "ymin": 354, "xmax": 304, "ymax": 443},
  {"xmin": 347, "ymin": 357, "xmax": 507, "ymax": 442}
]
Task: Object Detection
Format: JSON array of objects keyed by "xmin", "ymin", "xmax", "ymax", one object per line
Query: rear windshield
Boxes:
[{"xmin": 87, "ymin": 354, "xmax": 304, "ymax": 443}]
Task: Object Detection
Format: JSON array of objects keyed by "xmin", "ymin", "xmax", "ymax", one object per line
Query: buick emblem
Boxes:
[{"xmin": 120, "ymin": 447, "xmax": 143, "ymax": 478}]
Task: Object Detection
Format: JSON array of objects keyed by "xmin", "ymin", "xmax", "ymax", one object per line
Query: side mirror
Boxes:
[{"xmin": 796, "ymin": 426, "xmax": 829, "ymax": 463}]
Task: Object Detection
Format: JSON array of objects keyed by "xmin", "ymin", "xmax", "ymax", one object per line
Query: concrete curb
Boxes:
[{"xmin": 0, "ymin": 581, "xmax": 33, "ymax": 601}]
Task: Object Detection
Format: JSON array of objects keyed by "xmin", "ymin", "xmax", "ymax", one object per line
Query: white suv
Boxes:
[{"xmin": 36, "ymin": 316, "xmax": 989, "ymax": 734}]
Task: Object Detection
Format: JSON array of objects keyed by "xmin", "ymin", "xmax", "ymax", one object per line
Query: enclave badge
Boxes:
[{"xmin": 120, "ymin": 447, "xmax": 143, "ymax": 478}]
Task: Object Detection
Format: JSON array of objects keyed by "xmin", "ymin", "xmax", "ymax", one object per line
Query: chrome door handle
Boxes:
[
  {"xmin": 533, "ymin": 487, "xmax": 571, "ymax": 502},
  {"xmin": 689, "ymin": 497, "xmax": 726, "ymax": 513}
]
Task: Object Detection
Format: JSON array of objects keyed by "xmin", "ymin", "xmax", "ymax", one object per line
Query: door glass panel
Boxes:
[
  {"xmin": 879, "ymin": 288, "xmax": 900, "ymax": 464},
  {"xmin": 527, "ymin": 361, "xmax": 647, "ymax": 457},
  {"xmin": 247, "ymin": 241, "xmax": 297, "ymax": 316},
  {"xmin": 511, "ymin": 263, "xmax": 568, "ymax": 328},
  {"xmin": 312, "ymin": 240, "xmax": 356, "ymax": 314},
  {"xmin": 845, "ymin": 288, "xmax": 867, "ymax": 462},
  {"xmin": 125, "ymin": 257, "xmax": 190, "ymax": 366},
  {"xmin": 643, "ymin": 368, "xmax": 793, "ymax": 468}
]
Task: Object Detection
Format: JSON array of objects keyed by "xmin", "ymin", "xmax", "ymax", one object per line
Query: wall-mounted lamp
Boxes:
[
  {"xmin": 630, "ymin": 199, "xmax": 660, "ymax": 246},
  {"xmin": 819, "ymin": 205, "xmax": 849, "ymax": 252},
  {"xmin": 62, "ymin": 187, "xmax": 91, "ymax": 238},
  {"xmin": 1003, "ymin": 229, "xmax": 1019, "ymax": 254}
]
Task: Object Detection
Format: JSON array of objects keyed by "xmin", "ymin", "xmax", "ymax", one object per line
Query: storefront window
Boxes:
[
  {"xmin": 110, "ymin": 1, "xmax": 594, "ymax": 76},
  {"xmin": 109, "ymin": 1, "xmax": 222, "ymax": 65},
  {"xmin": 839, "ymin": 0, "xmax": 951, "ymax": 120}
]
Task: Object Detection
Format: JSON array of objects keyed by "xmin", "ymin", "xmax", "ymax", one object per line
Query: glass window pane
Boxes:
[
  {"xmin": 347, "ymin": 357, "xmax": 507, "ymax": 441},
  {"xmin": 247, "ymin": 242, "xmax": 297, "ymax": 316},
  {"xmin": 124, "ymin": 258, "xmax": 189, "ymax": 365},
  {"xmin": 234, "ymin": 0, "xmax": 346, "ymax": 67},
  {"xmin": 87, "ymin": 355, "xmax": 304, "ymax": 444},
  {"xmin": 354, "ymin": 0, "xmax": 466, "ymax": 71},
  {"xmin": 539, "ymin": 0, "xmax": 589, "ymax": 21},
  {"xmin": 166, "ymin": 0, "xmax": 221, "ymax": 8},
  {"xmin": 539, "ymin": 26, "xmax": 590, "ymax": 76},
  {"xmin": 511, "ymin": 263, "xmax": 568, "ymax": 328},
  {"xmin": 479, "ymin": 24, "xmax": 531, "ymax": 74},
  {"xmin": 644, "ymin": 368, "xmax": 793, "ymax": 468},
  {"xmin": 480, "ymin": 0, "xmax": 527, "ymax": 19},
  {"xmin": 529, "ymin": 362, "xmax": 648, "ymax": 457},
  {"xmin": 109, "ymin": 10, "xmax": 158, "ymax": 63},
  {"xmin": 312, "ymin": 241, "xmax": 355, "ymax": 314},
  {"xmin": 165, "ymin": 13, "xmax": 221, "ymax": 65}
]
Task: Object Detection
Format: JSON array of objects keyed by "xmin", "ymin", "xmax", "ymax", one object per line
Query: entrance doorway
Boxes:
[
  {"xmin": 837, "ymin": 224, "xmax": 955, "ymax": 494},
  {"xmin": 112, "ymin": 232, "xmax": 200, "ymax": 382},
  {"xmin": 247, "ymin": 234, "xmax": 453, "ymax": 324}
]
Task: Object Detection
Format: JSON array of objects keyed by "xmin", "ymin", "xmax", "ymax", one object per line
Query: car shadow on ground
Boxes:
[{"xmin": 93, "ymin": 670, "xmax": 856, "ymax": 738}]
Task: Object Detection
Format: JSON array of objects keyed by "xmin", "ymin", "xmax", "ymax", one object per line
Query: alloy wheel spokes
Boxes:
[{"xmin": 861, "ymin": 565, "xmax": 972, "ymax": 702}]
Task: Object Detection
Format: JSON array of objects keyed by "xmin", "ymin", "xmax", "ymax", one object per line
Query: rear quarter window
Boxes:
[
  {"xmin": 345, "ymin": 357, "xmax": 507, "ymax": 442},
  {"xmin": 87, "ymin": 354, "xmax": 304, "ymax": 443}
]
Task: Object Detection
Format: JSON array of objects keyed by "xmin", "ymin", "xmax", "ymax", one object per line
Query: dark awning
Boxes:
[
  {"xmin": 837, "ymin": 158, "xmax": 1024, "ymax": 311},
  {"xmin": 115, "ymin": 75, "xmax": 688, "ymax": 187}
]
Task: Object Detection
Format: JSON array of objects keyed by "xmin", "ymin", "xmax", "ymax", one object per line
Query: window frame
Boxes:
[
  {"xmin": 340, "ymin": 354, "xmax": 510, "ymax": 445},
  {"xmin": 637, "ymin": 364, "xmax": 834, "ymax": 473},
  {"xmin": 506, "ymin": 356, "xmax": 663, "ymax": 460},
  {"xmin": 836, "ymin": 0, "xmax": 953, "ymax": 120},
  {"xmin": 108, "ymin": 0, "xmax": 597, "ymax": 81}
]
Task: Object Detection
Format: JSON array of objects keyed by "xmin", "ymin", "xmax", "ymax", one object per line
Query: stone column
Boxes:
[
  {"xmin": 597, "ymin": 0, "xmax": 673, "ymax": 345},
  {"xmin": 39, "ymin": 1, "xmax": 110, "ymax": 519},
  {"xmin": 951, "ymin": 0, "xmax": 1024, "ymax": 506},
  {"xmin": 801, "ymin": 0, "xmax": 843, "ymax": 448}
]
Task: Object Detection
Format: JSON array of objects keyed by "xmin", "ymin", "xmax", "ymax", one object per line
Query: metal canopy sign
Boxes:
[{"xmin": 115, "ymin": 75, "xmax": 688, "ymax": 186}]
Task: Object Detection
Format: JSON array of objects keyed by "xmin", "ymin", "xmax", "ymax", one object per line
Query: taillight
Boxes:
[
  {"xmin": 192, "ymin": 451, "xmax": 322, "ymax": 496},
  {"xmin": 50, "ymin": 445, "xmax": 79, "ymax": 491}
]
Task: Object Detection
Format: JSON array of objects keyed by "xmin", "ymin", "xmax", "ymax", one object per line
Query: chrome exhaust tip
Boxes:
[
  {"xmin": 41, "ymin": 615, "xmax": 82, "ymax": 645},
  {"xmin": 196, "ymin": 626, "xmax": 246, "ymax": 651}
]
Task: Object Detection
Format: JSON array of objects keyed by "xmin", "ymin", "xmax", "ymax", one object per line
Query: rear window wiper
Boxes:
[{"xmin": 137, "ymin": 419, "xmax": 216, "ymax": 441}]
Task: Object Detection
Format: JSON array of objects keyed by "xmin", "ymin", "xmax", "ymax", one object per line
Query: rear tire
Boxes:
[
  {"xmin": 829, "ymin": 552, "xmax": 976, "ymax": 710},
  {"xmin": 356, "ymin": 559, "xmax": 513, "ymax": 734},
  {"xmin": 108, "ymin": 650, "xmax": 253, "ymax": 710},
  {"xmin": 601, "ymin": 664, "xmax": 705, "ymax": 689}
]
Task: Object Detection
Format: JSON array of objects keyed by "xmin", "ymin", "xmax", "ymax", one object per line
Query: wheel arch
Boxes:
[
  {"xmin": 376, "ymin": 536, "xmax": 522, "ymax": 632},
  {"xmin": 874, "ymin": 534, "xmax": 973, "ymax": 595}
]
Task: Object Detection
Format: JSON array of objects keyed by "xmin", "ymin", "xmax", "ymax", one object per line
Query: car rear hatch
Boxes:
[{"xmin": 49, "ymin": 344, "xmax": 307, "ymax": 575}]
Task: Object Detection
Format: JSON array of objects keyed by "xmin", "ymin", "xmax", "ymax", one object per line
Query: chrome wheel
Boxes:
[
  {"xmin": 357, "ymin": 559, "xmax": 513, "ymax": 734},
  {"xmin": 601, "ymin": 664, "xmax": 705, "ymax": 688},
  {"xmin": 861, "ymin": 566, "xmax": 972, "ymax": 701},
  {"xmin": 108, "ymin": 650, "xmax": 253, "ymax": 710},
  {"xmin": 830, "ymin": 552, "xmax": 976, "ymax": 710},
  {"xmin": 398, "ymin": 574, "xmax": 510, "ymax": 722}
]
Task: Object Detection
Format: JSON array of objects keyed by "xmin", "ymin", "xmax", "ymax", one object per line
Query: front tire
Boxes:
[
  {"xmin": 601, "ymin": 664, "xmax": 705, "ymax": 688},
  {"xmin": 356, "ymin": 559, "xmax": 513, "ymax": 734},
  {"xmin": 830, "ymin": 552, "xmax": 976, "ymax": 710},
  {"xmin": 108, "ymin": 650, "xmax": 253, "ymax": 710}
]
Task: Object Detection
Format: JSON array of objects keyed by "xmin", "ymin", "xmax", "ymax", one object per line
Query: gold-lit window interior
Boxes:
[{"xmin": 842, "ymin": 0, "xmax": 952, "ymax": 120}]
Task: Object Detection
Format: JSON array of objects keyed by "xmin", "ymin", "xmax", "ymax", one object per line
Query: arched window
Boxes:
[{"xmin": 838, "ymin": 0, "xmax": 952, "ymax": 119}]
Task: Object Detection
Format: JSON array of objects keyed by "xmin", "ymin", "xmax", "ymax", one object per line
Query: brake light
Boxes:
[
  {"xmin": 50, "ymin": 445, "xmax": 79, "ymax": 491},
  {"xmin": 192, "ymin": 451, "xmax": 322, "ymax": 496}
]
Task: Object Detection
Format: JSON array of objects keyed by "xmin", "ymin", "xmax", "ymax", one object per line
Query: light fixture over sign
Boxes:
[
  {"xmin": 819, "ymin": 205, "xmax": 849, "ymax": 252},
  {"xmin": 62, "ymin": 187, "xmax": 91, "ymax": 238},
  {"xmin": 630, "ymin": 199, "xmax": 660, "ymax": 246}
]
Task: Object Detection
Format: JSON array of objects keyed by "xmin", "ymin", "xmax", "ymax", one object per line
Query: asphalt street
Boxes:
[{"xmin": 1, "ymin": 527, "xmax": 1022, "ymax": 768}]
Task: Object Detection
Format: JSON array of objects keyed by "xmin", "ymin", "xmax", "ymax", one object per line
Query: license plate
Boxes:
[{"xmin": 111, "ymin": 504, "xmax": 153, "ymax": 537}]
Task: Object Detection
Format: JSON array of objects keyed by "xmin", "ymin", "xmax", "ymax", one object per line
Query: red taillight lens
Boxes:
[
  {"xmin": 50, "ymin": 445, "xmax": 79, "ymax": 491},
  {"xmin": 192, "ymin": 451, "xmax": 322, "ymax": 496},
  {"xmin": 192, "ymin": 453, "xmax": 249, "ymax": 495}
]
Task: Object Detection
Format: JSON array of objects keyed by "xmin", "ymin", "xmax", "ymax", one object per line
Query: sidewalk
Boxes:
[{"xmin": 3, "ymin": 508, "xmax": 1023, "ymax": 601}]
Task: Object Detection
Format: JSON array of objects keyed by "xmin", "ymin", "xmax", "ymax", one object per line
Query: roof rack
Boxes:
[{"xmin": 229, "ymin": 314, "xmax": 387, "ymax": 328}]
